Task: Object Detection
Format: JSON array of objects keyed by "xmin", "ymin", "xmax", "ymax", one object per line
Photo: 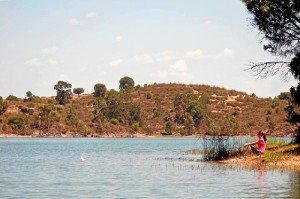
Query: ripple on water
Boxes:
[{"xmin": 0, "ymin": 138, "xmax": 299, "ymax": 198}]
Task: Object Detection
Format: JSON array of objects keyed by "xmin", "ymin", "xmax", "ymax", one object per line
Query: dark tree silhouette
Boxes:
[
  {"xmin": 119, "ymin": 76, "xmax": 134, "ymax": 91},
  {"xmin": 54, "ymin": 81, "xmax": 72, "ymax": 105},
  {"xmin": 243, "ymin": 0, "xmax": 300, "ymax": 142}
]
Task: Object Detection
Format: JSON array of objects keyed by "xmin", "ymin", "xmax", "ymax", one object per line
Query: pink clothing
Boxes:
[{"xmin": 257, "ymin": 137, "xmax": 266, "ymax": 153}]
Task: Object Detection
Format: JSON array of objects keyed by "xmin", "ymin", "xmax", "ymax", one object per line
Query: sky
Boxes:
[{"xmin": 0, "ymin": 0, "xmax": 297, "ymax": 98}]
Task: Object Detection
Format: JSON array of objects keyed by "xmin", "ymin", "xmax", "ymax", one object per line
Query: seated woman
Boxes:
[{"xmin": 244, "ymin": 130, "xmax": 267, "ymax": 156}]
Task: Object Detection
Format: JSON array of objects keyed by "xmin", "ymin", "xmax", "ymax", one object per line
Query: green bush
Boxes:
[{"xmin": 110, "ymin": 118, "xmax": 119, "ymax": 125}]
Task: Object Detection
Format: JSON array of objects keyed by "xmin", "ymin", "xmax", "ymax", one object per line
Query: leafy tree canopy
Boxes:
[
  {"xmin": 94, "ymin": 83, "xmax": 107, "ymax": 97},
  {"xmin": 243, "ymin": 0, "xmax": 300, "ymax": 79},
  {"xmin": 6, "ymin": 95, "xmax": 19, "ymax": 101},
  {"xmin": 243, "ymin": 0, "xmax": 300, "ymax": 142},
  {"xmin": 0, "ymin": 96, "xmax": 8, "ymax": 115},
  {"xmin": 26, "ymin": 91, "xmax": 33, "ymax": 99},
  {"xmin": 119, "ymin": 76, "xmax": 135, "ymax": 91},
  {"xmin": 73, "ymin": 88, "xmax": 85, "ymax": 95},
  {"xmin": 54, "ymin": 81, "xmax": 72, "ymax": 105}
]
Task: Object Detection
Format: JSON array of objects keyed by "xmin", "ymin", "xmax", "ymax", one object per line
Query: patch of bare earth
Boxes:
[{"xmin": 220, "ymin": 155, "xmax": 300, "ymax": 171}]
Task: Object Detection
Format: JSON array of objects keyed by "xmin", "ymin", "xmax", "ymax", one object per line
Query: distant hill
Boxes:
[{"xmin": 0, "ymin": 83, "xmax": 296, "ymax": 137}]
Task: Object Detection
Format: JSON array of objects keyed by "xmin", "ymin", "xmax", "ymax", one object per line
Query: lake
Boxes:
[{"xmin": 0, "ymin": 138, "xmax": 299, "ymax": 198}]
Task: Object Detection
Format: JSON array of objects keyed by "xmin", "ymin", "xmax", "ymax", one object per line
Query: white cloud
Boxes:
[
  {"xmin": 109, "ymin": 59, "xmax": 124, "ymax": 66},
  {"xmin": 41, "ymin": 46, "xmax": 58, "ymax": 54},
  {"xmin": 24, "ymin": 58, "xmax": 41, "ymax": 66},
  {"xmin": 155, "ymin": 71, "xmax": 193, "ymax": 80},
  {"xmin": 223, "ymin": 48, "xmax": 235, "ymax": 57},
  {"xmin": 87, "ymin": 12, "xmax": 98, "ymax": 18},
  {"xmin": 69, "ymin": 18, "xmax": 81, "ymax": 26},
  {"xmin": 186, "ymin": 49, "xmax": 203, "ymax": 59},
  {"xmin": 170, "ymin": 60, "xmax": 188, "ymax": 71},
  {"xmin": 129, "ymin": 51, "xmax": 177, "ymax": 64},
  {"xmin": 108, "ymin": 51, "xmax": 177, "ymax": 67},
  {"xmin": 115, "ymin": 36, "xmax": 122, "ymax": 42},
  {"xmin": 160, "ymin": 51, "xmax": 176, "ymax": 60}
]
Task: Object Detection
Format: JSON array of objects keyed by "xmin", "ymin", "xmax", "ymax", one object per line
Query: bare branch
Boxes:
[{"xmin": 245, "ymin": 61, "xmax": 291, "ymax": 80}]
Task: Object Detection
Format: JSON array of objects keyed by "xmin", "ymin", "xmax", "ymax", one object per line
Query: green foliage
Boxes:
[
  {"xmin": 26, "ymin": 91, "xmax": 33, "ymax": 99},
  {"xmin": 40, "ymin": 105, "xmax": 54, "ymax": 129},
  {"xmin": 110, "ymin": 118, "xmax": 119, "ymax": 125},
  {"xmin": 145, "ymin": 93, "xmax": 152, "ymax": 99},
  {"xmin": 119, "ymin": 76, "xmax": 134, "ymax": 91},
  {"xmin": 94, "ymin": 83, "xmax": 106, "ymax": 97},
  {"xmin": 92, "ymin": 97, "xmax": 107, "ymax": 122},
  {"xmin": 8, "ymin": 115, "xmax": 27, "ymax": 131},
  {"xmin": 73, "ymin": 88, "xmax": 85, "ymax": 95},
  {"xmin": 243, "ymin": 0, "xmax": 300, "ymax": 142},
  {"xmin": 243, "ymin": 0, "xmax": 299, "ymax": 58},
  {"xmin": 24, "ymin": 91, "xmax": 41, "ymax": 103},
  {"xmin": 277, "ymin": 92, "xmax": 291, "ymax": 101},
  {"xmin": 21, "ymin": 107, "xmax": 29, "ymax": 114},
  {"xmin": 165, "ymin": 120, "xmax": 174, "ymax": 134},
  {"xmin": 173, "ymin": 93, "xmax": 205, "ymax": 131},
  {"xmin": 131, "ymin": 121, "xmax": 139, "ymax": 131},
  {"xmin": 0, "ymin": 82, "xmax": 295, "ymax": 137},
  {"xmin": 54, "ymin": 81, "xmax": 72, "ymax": 105},
  {"xmin": 153, "ymin": 96, "xmax": 162, "ymax": 117},
  {"xmin": 182, "ymin": 114, "xmax": 194, "ymax": 136},
  {"xmin": 0, "ymin": 96, "xmax": 8, "ymax": 115},
  {"xmin": 186, "ymin": 100, "xmax": 205, "ymax": 129},
  {"xmin": 6, "ymin": 95, "xmax": 19, "ymax": 101},
  {"xmin": 202, "ymin": 136, "xmax": 241, "ymax": 161},
  {"xmin": 65, "ymin": 108, "xmax": 77, "ymax": 127}
]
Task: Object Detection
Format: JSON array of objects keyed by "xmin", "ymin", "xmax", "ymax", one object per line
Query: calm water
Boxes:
[{"xmin": 0, "ymin": 138, "xmax": 299, "ymax": 198}]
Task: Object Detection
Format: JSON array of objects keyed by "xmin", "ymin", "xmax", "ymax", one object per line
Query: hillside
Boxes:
[{"xmin": 0, "ymin": 83, "xmax": 296, "ymax": 137}]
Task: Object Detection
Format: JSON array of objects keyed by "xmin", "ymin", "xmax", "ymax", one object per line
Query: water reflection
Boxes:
[
  {"xmin": 289, "ymin": 171, "xmax": 300, "ymax": 198},
  {"xmin": 258, "ymin": 166, "xmax": 266, "ymax": 186},
  {"xmin": 0, "ymin": 138, "xmax": 299, "ymax": 199}
]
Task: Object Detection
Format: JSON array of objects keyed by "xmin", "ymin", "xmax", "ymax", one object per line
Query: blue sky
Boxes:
[{"xmin": 0, "ymin": 0, "xmax": 297, "ymax": 98}]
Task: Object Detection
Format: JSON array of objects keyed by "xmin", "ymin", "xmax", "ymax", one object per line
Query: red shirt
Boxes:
[{"xmin": 257, "ymin": 137, "xmax": 266, "ymax": 153}]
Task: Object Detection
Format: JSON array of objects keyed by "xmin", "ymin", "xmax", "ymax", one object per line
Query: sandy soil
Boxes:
[{"xmin": 219, "ymin": 155, "xmax": 300, "ymax": 171}]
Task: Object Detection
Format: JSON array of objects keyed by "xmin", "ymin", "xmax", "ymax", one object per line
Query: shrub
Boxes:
[
  {"xmin": 202, "ymin": 136, "xmax": 241, "ymax": 160},
  {"xmin": 110, "ymin": 118, "xmax": 119, "ymax": 125},
  {"xmin": 6, "ymin": 95, "xmax": 19, "ymax": 101}
]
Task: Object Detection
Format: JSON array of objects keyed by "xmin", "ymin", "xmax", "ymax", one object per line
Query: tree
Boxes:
[
  {"xmin": 186, "ymin": 100, "xmax": 205, "ymax": 129},
  {"xmin": 243, "ymin": 0, "xmax": 300, "ymax": 79},
  {"xmin": 94, "ymin": 83, "xmax": 107, "ymax": 97},
  {"xmin": 92, "ymin": 97, "xmax": 107, "ymax": 122},
  {"xmin": 119, "ymin": 76, "xmax": 134, "ymax": 91},
  {"xmin": 54, "ymin": 81, "xmax": 72, "ymax": 105},
  {"xmin": 242, "ymin": 0, "xmax": 300, "ymax": 142},
  {"xmin": 154, "ymin": 96, "xmax": 162, "ymax": 117},
  {"xmin": 277, "ymin": 92, "xmax": 292, "ymax": 101},
  {"xmin": 65, "ymin": 107, "xmax": 78, "ymax": 127},
  {"xmin": 0, "ymin": 96, "xmax": 8, "ymax": 115},
  {"xmin": 6, "ymin": 95, "xmax": 19, "ymax": 101},
  {"xmin": 73, "ymin": 88, "xmax": 84, "ymax": 95},
  {"xmin": 40, "ymin": 105, "xmax": 52, "ymax": 129},
  {"xmin": 26, "ymin": 91, "xmax": 33, "ymax": 99}
]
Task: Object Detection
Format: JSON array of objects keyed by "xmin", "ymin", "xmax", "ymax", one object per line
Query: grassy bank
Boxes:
[{"xmin": 220, "ymin": 141, "xmax": 300, "ymax": 171}]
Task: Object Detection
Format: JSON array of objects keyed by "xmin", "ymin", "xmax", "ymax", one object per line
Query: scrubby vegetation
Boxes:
[{"xmin": 0, "ymin": 80, "xmax": 297, "ymax": 137}]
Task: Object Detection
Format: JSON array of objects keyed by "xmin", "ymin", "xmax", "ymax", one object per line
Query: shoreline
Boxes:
[
  {"xmin": 1, "ymin": 134, "xmax": 300, "ymax": 171},
  {"xmin": 218, "ymin": 154, "xmax": 300, "ymax": 171}
]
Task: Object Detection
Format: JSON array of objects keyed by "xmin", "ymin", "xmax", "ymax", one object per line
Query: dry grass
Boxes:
[{"xmin": 220, "ymin": 142, "xmax": 300, "ymax": 171}]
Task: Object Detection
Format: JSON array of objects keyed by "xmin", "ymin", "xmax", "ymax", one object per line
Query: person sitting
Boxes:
[{"xmin": 244, "ymin": 130, "xmax": 267, "ymax": 156}]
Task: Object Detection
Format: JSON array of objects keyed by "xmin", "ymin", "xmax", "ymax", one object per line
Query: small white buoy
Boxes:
[{"xmin": 80, "ymin": 154, "xmax": 85, "ymax": 161}]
